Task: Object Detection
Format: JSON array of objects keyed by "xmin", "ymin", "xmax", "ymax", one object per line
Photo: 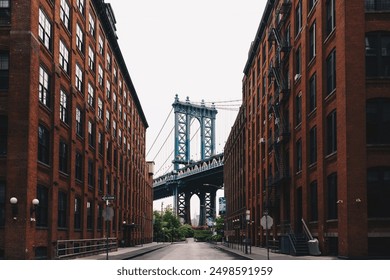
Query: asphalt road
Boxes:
[{"xmin": 129, "ymin": 238, "xmax": 245, "ymax": 260}]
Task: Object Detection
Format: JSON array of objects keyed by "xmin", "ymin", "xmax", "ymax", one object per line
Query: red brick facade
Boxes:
[
  {"xmin": 0, "ymin": 0, "xmax": 153, "ymax": 259},
  {"xmin": 224, "ymin": 0, "xmax": 390, "ymax": 258}
]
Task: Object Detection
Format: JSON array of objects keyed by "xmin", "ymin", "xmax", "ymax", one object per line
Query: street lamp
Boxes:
[{"xmin": 245, "ymin": 210, "xmax": 250, "ymax": 254}]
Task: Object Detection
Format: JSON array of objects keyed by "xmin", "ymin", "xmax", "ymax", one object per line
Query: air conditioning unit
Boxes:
[
  {"xmin": 260, "ymin": 138, "xmax": 265, "ymax": 143},
  {"xmin": 294, "ymin": 74, "xmax": 301, "ymax": 82}
]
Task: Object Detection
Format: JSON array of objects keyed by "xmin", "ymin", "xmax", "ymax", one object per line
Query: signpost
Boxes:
[
  {"xmin": 260, "ymin": 214, "xmax": 273, "ymax": 260},
  {"xmin": 102, "ymin": 195, "xmax": 115, "ymax": 260}
]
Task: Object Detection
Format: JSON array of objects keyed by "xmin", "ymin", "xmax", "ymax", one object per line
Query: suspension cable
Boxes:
[{"xmin": 146, "ymin": 107, "xmax": 173, "ymax": 158}]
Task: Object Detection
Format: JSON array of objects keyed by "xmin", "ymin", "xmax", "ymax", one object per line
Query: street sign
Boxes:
[
  {"xmin": 260, "ymin": 215, "xmax": 273, "ymax": 229},
  {"xmin": 102, "ymin": 195, "xmax": 115, "ymax": 201},
  {"xmin": 102, "ymin": 206, "xmax": 114, "ymax": 221}
]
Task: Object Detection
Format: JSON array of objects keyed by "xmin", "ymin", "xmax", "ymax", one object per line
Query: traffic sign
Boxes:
[
  {"xmin": 260, "ymin": 215, "xmax": 273, "ymax": 229},
  {"xmin": 102, "ymin": 206, "xmax": 114, "ymax": 221},
  {"xmin": 102, "ymin": 195, "xmax": 115, "ymax": 201}
]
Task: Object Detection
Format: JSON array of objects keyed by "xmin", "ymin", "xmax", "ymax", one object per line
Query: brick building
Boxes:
[
  {"xmin": 224, "ymin": 0, "xmax": 390, "ymax": 258},
  {"xmin": 0, "ymin": 0, "xmax": 153, "ymax": 259}
]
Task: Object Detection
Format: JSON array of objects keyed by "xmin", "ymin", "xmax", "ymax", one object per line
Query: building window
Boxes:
[
  {"xmin": 88, "ymin": 159, "xmax": 94, "ymax": 188},
  {"xmin": 87, "ymin": 201, "xmax": 93, "ymax": 230},
  {"xmin": 0, "ymin": 51, "xmax": 9, "ymax": 90},
  {"xmin": 0, "ymin": 0, "xmax": 10, "ymax": 25},
  {"xmin": 365, "ymin": 32, "xmax": 390, "ymax": 78},
  {"xmin": 106, "ymin": 80, "xmax": 111, "ymax": 100},
  {"xmin": 97, "ymin": 168, "xmax": 103, "ymax": 192},
  {"xmin": 327, "ymin": 173, "xmax": 338, "ymax": 220},
  {"xmin": 0, "ymin": 181, "xmax": 5, "ymax": 227},
  {"xmin": 106, "ymin": 52, "xmax": 111, "ymax": 70},
  {"xmin": 39, "ymin": 9, "xmax": 52, "ymax": 50},
  {"xmin": 88, "ymin": 46, "xmax": 95, "ymax": 72},
  {"xmin": 38, "ymin": 124, "xmax": 50, "ymax": 164},
  {"xmin": 98, "ymin": 64, "xmax": 104, "ymax": 87},
  {"xmin": 76, "ymin": 107, "xmax": 83, "ymax": 136},
  {"xmin": 326, "ymin": 49, "xmax": 336, "ymax": 95},
  {"xmin": 75, "ymin": 152, "xmax": 83, "ymax": 181},
  {"xmin": 98, "ymin": 131, "xmax": 103, "ymax": 155},
  {"xmin": 75, "ymin": 63, "xmax": 83, "ymax": 92},
  {"xmin": 310, "ymin": 181, "xmax": 318, "ymax": 221},
  {"xmin": 0, "ymin": 116, "xmax": 7, "ymax": 155},
  {"xmin": 59, "ymin": 89, "xmax": 69, "ymax": 124},
  {"xmin": 309, "ymin": 73, "xmax": 316, "ymax": 112},
  {"xmin": 365, "ymin": 0, "xmax": 390, "ymax": 11},
  {"xmin": 326, "ymin": 110, "xmax": 337, "ymax": 155},
  {"xmin": 106, "ymin": 110, "xmax": 110, "ymax": 131},
  {"xmin": 88, "ymin": 13, "xmax": 95, "ymax": 37},
  {"xmin": 88, "ymin": 120, "xmax": 95, "ymax": 147},
  {"xmin": 295, "ymin": 46, "xmax": 301, "ymax": 77},
  {"xmin": 113, "ymin": 120, "xmax": 117, "ymax": 138},
  {"xmin": 326, "ymin": 0, "xmax": 335, "ymax": 36},
  {"xmin": 295, "ymin": 0, "xmax": 302, "ymax": 36},
  {"xmin": 60, "ymin": 0, "xmax": 70, "ymax": 31},
  {"xmin": 87, "ymin": 82, "xmax": 94, "ymax": 108},
  {"xmin": 367, "ymin": 167, "xmax": 390, "ymax": 218},
  {"xmin": 295, "ymin": 93, "xmax": 302, "ymax": 125},
  {"xmin": 296, "ymin": 139, "xmax": 302, "ymax": 172},
  {"xmin": 36, "ymin": 185, "xmax": 48, "ymax": 227},
  {"xmin": 59, "ymin": 40, "xmax": 69, "ymax": 74},
  {"xmin": 309, "ymin": 22, "xmax": 316, "ymax": 61},
  {"xmin": 366, "ymin": 98, "xmax": 390, "ymax": 144},
  {"xmin": 39, "ymin": 66, "xmax": 51, "ymax": 108},
  {"xmin": 58, "ymin": 191, "xmax": 67, "ymax": 228},
  {"xmin": 309, "ymin": 126, "xmax": 317, "ymax": 164},
  {"xmin": 76, "ymin": 23, "xmax": 84, "ymax": 53},
  {"xmin": 76, "ymin": 0, "xmax": 85, "ymax": 16},
  {"xmin": 59, "ymin": 140, "xmax": 68, "ymax": 174},
  {"xmin": 74, "ymin": 197, "xmax": 81, "ymax": 230},
  {"xmin": 98, "ymin": 34, "xmax": 104, "ymax": 55},
  {"xmin": 113, "ymin": 93, "xmax": 117, "ymax": 111},
  {"xmin": 98, "ymin": 98, "xmax": 103, "ymax": 120}
]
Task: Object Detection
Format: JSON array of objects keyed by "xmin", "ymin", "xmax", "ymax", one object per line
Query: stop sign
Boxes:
[{"xmin": 260, "ymin": 215, "xmax": 273, "ymax": 229}]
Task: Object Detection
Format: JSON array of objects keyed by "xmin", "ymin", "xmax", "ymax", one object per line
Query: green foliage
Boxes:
[
  {"xmin": 153, "ymin": 209, "xmax": 192, "ymax": 242},
  {"xmin": 193, "ymin": 230, "xmax": 213, "ymax": 242}
]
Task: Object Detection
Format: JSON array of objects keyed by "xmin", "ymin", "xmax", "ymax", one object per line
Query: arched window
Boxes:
[
  {"xmin": 367, "ymin": 167, "xmax": 390, "ymax": 218},
  {"xmin": 366, "ymin": 98, "xmax": 390, "ymax": 144}
]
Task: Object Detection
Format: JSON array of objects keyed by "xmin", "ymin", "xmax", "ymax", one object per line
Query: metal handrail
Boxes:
[
  {"xmin": 301, "ymin": 218, "xmax": 314, "ymax": 240},
  {"xmin": 56, "ymin": 237, "xmax": 118, "ymax": 259}
]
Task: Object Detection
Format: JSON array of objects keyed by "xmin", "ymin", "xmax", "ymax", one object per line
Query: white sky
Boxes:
[{"xmin": 107, "ymin": 0, "xmax": 266, "ymax": 214}]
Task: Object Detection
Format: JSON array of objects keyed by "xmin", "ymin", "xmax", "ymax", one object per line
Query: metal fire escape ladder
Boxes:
[{"xmin": 267, "ymin": 1, "xmax": 292, "ymax": 185}]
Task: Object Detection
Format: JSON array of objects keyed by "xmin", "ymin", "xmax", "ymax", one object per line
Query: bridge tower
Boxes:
[
  {"xmin": 172, "ymin": 95, "xmax": 218, "ymax": 170},
  {"xmin": 171, "ymin": 95, "xmax": 219, "ymax": 225}
]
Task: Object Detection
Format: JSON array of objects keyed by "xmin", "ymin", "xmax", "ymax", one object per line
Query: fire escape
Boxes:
[{"xmin": 266, "ymin": 0, "xmax": 292, "ymax": 210}]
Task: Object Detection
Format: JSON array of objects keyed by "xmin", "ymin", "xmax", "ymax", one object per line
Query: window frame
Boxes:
[{"xmin": 38, "ymin": 9, "xmax": 52, "ymax": 50}]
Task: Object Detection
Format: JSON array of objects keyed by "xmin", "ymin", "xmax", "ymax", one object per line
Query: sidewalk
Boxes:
[
  {"xmin": 76, "ymin": 242, "xmax": 170, "ymax": 260},
  {"xmin": 76, "ymin": 241, "xmax": 337, "ymax": 260},
  {"xmin": 214, "ymin": 243, "xmax": 338, "ymax": 260}
]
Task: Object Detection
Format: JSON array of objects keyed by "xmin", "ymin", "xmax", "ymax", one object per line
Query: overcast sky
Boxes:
[{"xmin": 108, "ymin": 0, "xmax": 266, "ymax": 214}]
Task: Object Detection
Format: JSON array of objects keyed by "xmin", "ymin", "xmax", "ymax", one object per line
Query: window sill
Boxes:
[
  {"xmin": 307, "ymin": 108, "xmax": 317, "ymax": 120},
  {"xmin": 324, "ymin": 28, "xmax": 336, "ymax": 45},
  {"xmin": 325, "ymin": 151, "xmax": 337, "ymax": 161},
  {"xmin": 325, "ymin": 89, "xmax": 336, "ymax": 103}
]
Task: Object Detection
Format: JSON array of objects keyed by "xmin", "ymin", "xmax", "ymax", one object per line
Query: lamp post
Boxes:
[{"xmin": 245, "ymin": 210, "xmax": 250, "ymax": 254}]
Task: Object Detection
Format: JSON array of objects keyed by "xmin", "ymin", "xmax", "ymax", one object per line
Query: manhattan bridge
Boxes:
[{"xmin": 148, "ymin": 95, "xmax": 240, "ymax": 226}]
